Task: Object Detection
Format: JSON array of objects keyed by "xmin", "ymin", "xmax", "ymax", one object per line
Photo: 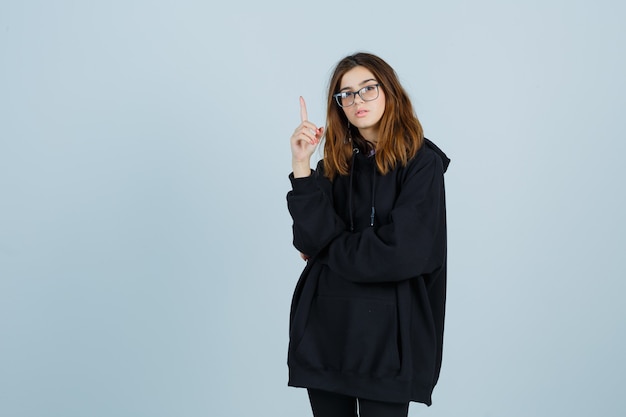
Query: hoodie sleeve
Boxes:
[
  {"xmin": 320, "ymin": 148, "xmax": 447, "ymax": 283},
  {"xmin": 286, "ymin": 164, "xmax": 347, "ymax": 258}
]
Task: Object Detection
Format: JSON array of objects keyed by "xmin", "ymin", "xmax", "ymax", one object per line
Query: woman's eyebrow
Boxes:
[{"xmin": 339, "ymin": 78, "xmax": 377, "ymax": 92}]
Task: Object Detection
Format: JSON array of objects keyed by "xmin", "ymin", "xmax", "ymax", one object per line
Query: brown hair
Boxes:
[{"xmin": 322, "ymin": 52, "xmax": 424, "ymax": 180}]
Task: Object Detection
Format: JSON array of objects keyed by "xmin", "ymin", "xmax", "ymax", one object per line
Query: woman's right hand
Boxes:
[{"xmin": 290, "ymin": 96, "xmax": 324, "ymax": 178}]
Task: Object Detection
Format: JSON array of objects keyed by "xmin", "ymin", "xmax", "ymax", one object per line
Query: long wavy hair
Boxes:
[{"xmin": 323, "ymin": 52, "xmax": 424, "ymax": 180}]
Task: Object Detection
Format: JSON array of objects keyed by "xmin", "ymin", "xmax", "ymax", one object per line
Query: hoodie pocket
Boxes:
[{"xmin": 294, "ymin": 295, "xmax": 400, "ymax": 377}]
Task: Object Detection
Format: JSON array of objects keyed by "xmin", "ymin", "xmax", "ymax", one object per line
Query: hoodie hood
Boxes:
[{"xmin": 424, "ymin": 138, "xmax": 451, "ymax": 173}]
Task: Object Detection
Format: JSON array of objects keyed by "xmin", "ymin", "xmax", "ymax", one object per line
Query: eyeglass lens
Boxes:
[{"xmin": 336, "ymin": 85, "xmax": 379, "ymax": 107}]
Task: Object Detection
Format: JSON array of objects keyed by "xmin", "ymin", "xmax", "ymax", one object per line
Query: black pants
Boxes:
[{"xmin": 307, "ymin": 389, "xmax": 409, "ymax": 417}]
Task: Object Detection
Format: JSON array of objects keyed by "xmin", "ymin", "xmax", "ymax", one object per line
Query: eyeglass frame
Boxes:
[{"xmin": 333, "ymin": 83, "xmax": 381, "ymax": 108}]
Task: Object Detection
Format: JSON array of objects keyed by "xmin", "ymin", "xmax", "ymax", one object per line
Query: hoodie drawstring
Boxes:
[
  {"xmin": 348, "ymin": 147, "xmax": 376, "ymax": 232},
  {"xmin": 370, "ymin": 161, "xmax": 376, "ymax": 227},
  {"xmin": 349, "ymin": 148, "xmax": 359, "ymax": 232}
]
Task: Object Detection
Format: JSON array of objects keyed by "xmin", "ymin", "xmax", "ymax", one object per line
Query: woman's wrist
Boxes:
[{"xmin": 292, "ymin": 160, "xmax": 312, "ymax": 178}]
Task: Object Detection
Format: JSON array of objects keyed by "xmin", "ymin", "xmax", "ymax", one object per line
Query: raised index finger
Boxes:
[{"xmin": 299, "ymin": 96, "xmax": 308, "ymax": 122}]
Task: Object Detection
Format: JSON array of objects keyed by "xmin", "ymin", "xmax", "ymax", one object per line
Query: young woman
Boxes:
[{"xmin": 287, "ymin": 52, "xmax": 450, "ymax": 417}]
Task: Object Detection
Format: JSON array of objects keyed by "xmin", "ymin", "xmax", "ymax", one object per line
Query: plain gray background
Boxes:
[{"xmin": 1, "ymin": 1, "xmax": 625, "ymax": 416}]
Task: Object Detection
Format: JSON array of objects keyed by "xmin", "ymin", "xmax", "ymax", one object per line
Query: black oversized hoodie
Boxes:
[{"xmin": 286, "ymin": 138, "xmax": 450, "ymax": 406}]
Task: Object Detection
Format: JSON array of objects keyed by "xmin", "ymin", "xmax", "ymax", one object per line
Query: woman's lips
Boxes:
[{"xmin": 355, "ymin": 109, "xmax": 368, "ymax": 117}]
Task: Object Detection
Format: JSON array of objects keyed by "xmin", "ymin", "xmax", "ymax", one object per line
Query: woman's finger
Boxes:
[{"xmin": 299, "ymin": 96, "xmax": 308, "ymax": 122}]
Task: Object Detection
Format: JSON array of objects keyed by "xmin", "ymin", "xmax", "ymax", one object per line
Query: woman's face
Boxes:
[{"xmin": 338, "ymin": 66, "xmax": 386, "ymax": 144}]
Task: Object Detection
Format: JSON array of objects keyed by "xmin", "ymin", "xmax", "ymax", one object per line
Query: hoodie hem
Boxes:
[{"xmin": 288, "ymin": 366, "xmax": 433, "ymax": 406}]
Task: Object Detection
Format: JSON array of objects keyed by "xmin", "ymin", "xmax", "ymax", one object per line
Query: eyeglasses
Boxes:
[{"xmin": 333, "ymin": 84, "xmax": 381, "ymax": 108}]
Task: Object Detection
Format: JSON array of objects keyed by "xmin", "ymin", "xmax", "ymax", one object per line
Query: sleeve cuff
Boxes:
[{"xmin": 288, "ymin": 170, "xmax": 318, "ymax": 194}]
